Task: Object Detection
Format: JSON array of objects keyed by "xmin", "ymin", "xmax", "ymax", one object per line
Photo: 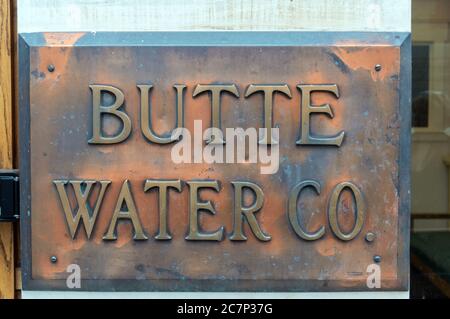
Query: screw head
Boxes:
[
  {"xmin": 50, "ymin": 256, "xmax": 57, "ymax": 263},
  {"xmin": 373, "ymin": 255, "xmax": 381, "ymax": 263},
  {"xmin": 47, "ymin": 64, "xmax": 55, "ymax": 72},
  {"xmin": 365, "ymin": 232, "xmax": 376, "ymax": 242},
  {"xmin": 375, "ymin": 64, "xmax": 382, "ymax": 72}
]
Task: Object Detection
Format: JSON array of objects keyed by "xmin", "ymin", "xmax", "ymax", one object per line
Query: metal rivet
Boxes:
[
  {"xmin": 373, "ymin": 255, "xmax": 381, "ymax": 263},
  {"xmin": 365, "ymin": 232, "xmax": 376, "ymax": 242},
  {"xmin": 47, "ymin": 64, "xmax": 55, "ymax": 72},
  {"xmin": 50, "ymin": 256, "xmax": 57, "ymax": 263},
  {"xmin": 374, "ymin": 64, "xmax": 382, "ymax": 72}
]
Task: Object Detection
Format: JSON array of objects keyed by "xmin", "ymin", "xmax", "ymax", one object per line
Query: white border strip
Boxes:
[
  {"xmin": 18, "ymin": 0, "xmax": 411, "ymax": 33},
  {"xmin": 23, "ymin": 291, "xmax": 409, "ymax": 299}
]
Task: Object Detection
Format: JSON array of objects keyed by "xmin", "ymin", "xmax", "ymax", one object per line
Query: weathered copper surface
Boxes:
[{"xmin": 19, "ymin": 32, "xmax": 410, "ymax": 291}]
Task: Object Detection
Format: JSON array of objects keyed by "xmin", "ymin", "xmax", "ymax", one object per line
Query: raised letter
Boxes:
[
  {"xmin": 138, "ymin": 84, "xmax": 186, "ymax": 144},
  {"xmin": 193, "ymin": 84, "xmax": 239, "ymax": 144},
  {"xmin": 245, "ymin": 84, "xmax": 291, "ymax": 144},
  {"xmin": 288, "ymin": 180, "xmax": 325, "ymax": 241},
  {"xmin": 54, "ymin": 180, "xmax": 110, "ymax": 239},
  {"xmin": 186, "ymin": 180, "xmax": 224, "ymax": 241},
  {"xmin": 144, "ymin": 179, "xmax": 182, "ymax": 240},
  {"xmin": 328, "ymin": 181, "xmax": 365, "ymax": 241},
  {"xmin": 230, "ymin": 181, "xmax": 271, "ymax": 241},
  {"xmin": 296, "ymin": 84, "xmax": 344, "ymax": 146},
  {"xmin": 103, "ymin": 180, "xmax": 148, "ymax": 240},
  {"xmin": 88, "ymin": 85, "xmax": 131, "ymax": 144}
]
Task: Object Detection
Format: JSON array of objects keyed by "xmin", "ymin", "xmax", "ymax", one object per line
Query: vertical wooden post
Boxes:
[{"xmin": 0, "ymin": 0, "xmax": 15, "ymax": 299}]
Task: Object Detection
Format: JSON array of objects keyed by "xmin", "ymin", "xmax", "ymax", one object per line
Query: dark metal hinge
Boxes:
[{"xmin": 0, "ymin": 169, "xmax": 19, "ymax": 222}]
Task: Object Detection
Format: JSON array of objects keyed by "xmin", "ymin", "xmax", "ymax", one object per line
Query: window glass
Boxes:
[{"xmin": 411, "ymin": 0, "xmax": 450, "ymax": 299}]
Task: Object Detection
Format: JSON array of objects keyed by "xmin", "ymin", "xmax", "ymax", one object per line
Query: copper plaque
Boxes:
[{"xmin": 20, "ymin": 32, "xmax": 410, "ymax": 291}]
